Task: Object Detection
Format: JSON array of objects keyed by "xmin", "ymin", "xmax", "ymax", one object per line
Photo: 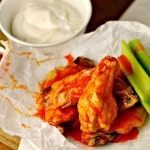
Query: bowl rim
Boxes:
[{"xmin": 0, "ymin": 0, "xmax": 92, "ymax": 47}]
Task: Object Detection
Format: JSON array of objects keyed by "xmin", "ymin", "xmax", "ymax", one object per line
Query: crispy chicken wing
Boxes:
[
  {"xmin": 80, "ymin": 104, "xmax": 147, "ymax": 146},
  {"xmin": 109, "ymin": 104, "xmax": 147, "ymax": 134},
  {"xmin": 113, "ymin": 76, "xmax": 139, "ymax": 110},
  {"xmin": 47, "ymin": 68, "xmax": 95, "ymax": 109},
  {"xmin": 42, "ymin": 56, "xmax": 95, "ymax": 90},
  {"xmin": 78, "ymin": 56, "xmax": 119, "ymax": 134}
]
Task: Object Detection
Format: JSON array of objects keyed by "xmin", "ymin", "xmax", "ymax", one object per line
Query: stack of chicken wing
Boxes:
[{"xmin": 36, "ymin": 55, "xmax": 147, "ymax": 147}]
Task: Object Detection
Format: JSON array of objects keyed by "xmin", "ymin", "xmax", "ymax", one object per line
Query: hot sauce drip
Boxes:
[
  {"xmin": 65, "ymin": 54, "xmax": 74, "ymax": 64},
  {"xmin": 35, "ymin": 55, "xmax": 147, "ymax": 147}
]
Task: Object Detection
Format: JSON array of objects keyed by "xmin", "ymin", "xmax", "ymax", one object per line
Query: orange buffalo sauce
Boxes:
[
  {"xmin": 118, "ymin": 55, "xmax": 133, "ymax": 75},
  {"xmin": 35, "ymin": 109, "xmax": 45, "ymax": 120},
  {"xmin": 65, "ymin": 127, "xmax": 138, "ymax": 145},
  {"xmin": 65, "ymin": 54, "xmax": 74, "ymax": 64},
  {"xmin": 64, "ymin": 126, "xmax": 83, "ymax": 144},
  {"xmin": 112, "ymin": 128, "xmax": 139, "ymax": 143}
]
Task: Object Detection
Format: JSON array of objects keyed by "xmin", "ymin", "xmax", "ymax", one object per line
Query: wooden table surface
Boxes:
[
  {"xmin": 0, "ymin": 0, "xmax": 134, "ymax": 149},
  {"xmin": 86, "ymin": 0, "xmax": 134, "ymax": 32}
]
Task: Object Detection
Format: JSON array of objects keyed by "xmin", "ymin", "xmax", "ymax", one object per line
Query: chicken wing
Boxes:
[
  {"xmin": 113, "ymin": 76, "xmax": 139, "ymax": 110},
  {"xmin": 78, "ymin": 56, "xmax": 119, "ymax": 135},
  {"xmin": 42, "ymin": 56, "xmax": 95, "ymax": 90},
  {"xmin": 79, "ymin": 104, "xmax": 147, "ymax": 146},
  {"xmin": 47, "ymin": 68, "xmax": 95, "ymax": 109},
  {"xmin": 109, "ymin": 104, "xmax": 147, "ymax": 134},
  {"xmin": 76, "ymin": 56, "xmax": 119, "ymax": 146}
]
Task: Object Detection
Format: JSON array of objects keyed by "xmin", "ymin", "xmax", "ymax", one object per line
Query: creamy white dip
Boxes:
[{"xmin": 11, "ymin": 0, "xmax": 82, "ymax": 44}]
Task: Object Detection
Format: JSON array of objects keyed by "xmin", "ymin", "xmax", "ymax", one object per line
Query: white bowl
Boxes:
[{"xmin": 0, "ymin": 0, "xmax": 92, "ymax": 48}]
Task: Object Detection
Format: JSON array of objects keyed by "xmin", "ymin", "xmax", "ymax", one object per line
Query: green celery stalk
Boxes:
[
  {"xmin": 129, "ymin": 39, "xmax": 150, "ymax": 75},
  {"xmin": 118, "ymin": 40, "xmax": 150, "ymax": 114}
]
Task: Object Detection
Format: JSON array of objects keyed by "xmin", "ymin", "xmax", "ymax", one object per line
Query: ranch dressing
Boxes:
[{"xmin": 11, "ymin": 0, "xmax": 82, "ymax": 44}]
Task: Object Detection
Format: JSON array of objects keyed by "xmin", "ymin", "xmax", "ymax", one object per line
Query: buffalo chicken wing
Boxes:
[
  {"xmin": 42, "ymin": 56, "xmax": 95, "ymax": 90},
  {"xmin": 113, "ymin": 76, "xmax": 139, "ymax": 110},
  {"xmin": 78, "ymin": 56, "xmax": 119, "ymax": 133},
  {"xmin": 47, "ymin": 68, "xmax": 94, "ymax": 109}
]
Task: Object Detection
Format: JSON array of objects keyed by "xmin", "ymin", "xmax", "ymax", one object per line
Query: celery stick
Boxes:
[
  {"xmin": 129, "ymin": 39, "xmax": 150, "ymax": 75},
  {"xmin": 118, "ymin": 40, "xmax": 150, "ymax": 114}
]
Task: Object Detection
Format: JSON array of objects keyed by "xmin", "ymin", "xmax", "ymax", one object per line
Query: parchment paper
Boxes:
[{"xmin": 0, "ymin": 21, "xmax": 150, "ymax": 150}]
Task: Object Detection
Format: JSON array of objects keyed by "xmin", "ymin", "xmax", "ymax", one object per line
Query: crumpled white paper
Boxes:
[{"xmin": 0, "ymin": 21, "xmax": 150, "ymax": 150}]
